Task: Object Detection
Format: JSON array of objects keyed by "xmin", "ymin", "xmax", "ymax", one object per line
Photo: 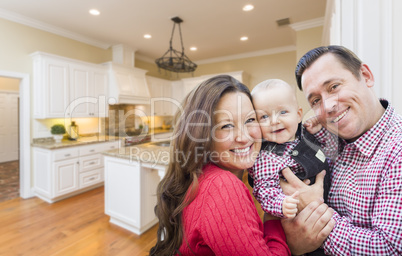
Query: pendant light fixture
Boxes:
[{"xmin": 155, "ymin": 16, "xmax": 197, "ymax": 74}]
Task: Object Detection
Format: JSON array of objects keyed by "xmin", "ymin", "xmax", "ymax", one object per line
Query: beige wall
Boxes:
[
  {"xmin": 0, "ymin": 18, "xmax": 112, "ymax": 75},
  {"xmin": 0, "ymin": 77, "xmax": 20, "ymax": 91},
  {"xmin": 137, "ymin": 51, "xmax": 297, "ymax": 91},
  {"xmin": 294, "ymin": 26, "xmax": 324, "ymax": 116}
]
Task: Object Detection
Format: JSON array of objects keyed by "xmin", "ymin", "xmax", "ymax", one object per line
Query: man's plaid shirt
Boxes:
[{"xmin": 318, "ymin": 100, "xmax": 402, "ymax": 255}]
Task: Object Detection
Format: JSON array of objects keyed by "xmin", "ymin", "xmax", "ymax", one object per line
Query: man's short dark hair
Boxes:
[{"xmin": 295, "ymin": 45, "xmax": 363, "ymax": 90}]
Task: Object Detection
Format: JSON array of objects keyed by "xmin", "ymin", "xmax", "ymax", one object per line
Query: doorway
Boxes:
[
  {"xmin": 0, "ymin": 77, "xmax": 20, "ymax": 202},
  {"xmin": 0, "ymin": 71, "xmax": 31, "ymax": 200}
]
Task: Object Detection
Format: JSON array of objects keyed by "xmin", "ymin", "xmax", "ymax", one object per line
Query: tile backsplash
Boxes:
[{"xmin": 33, "ymin": 104, "xmax": 173, "ymax": 138}]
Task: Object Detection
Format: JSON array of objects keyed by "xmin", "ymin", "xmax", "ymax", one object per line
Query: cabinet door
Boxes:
[
  {"xmin": 147, "ymin": 78, "xmax": 164, "ymax": 116},
  {"xmin": 147, "ymin": 76, "xmax": 173, "ymax": 116},
  {"xmin": 92, "ymin": 68, "xmax": 108, "ymax": 117},
  {"xmin": 54, "ymin": 158, "xmax": 79, "ymax": 197},
  {"xmin": 45, "ymin": 58, "xmax": 70, "ymax": 118},
  {"xmin": 69, "ymin": 63, "xmax": 92, "ymax": 118},
  {"xmin": 161, "ymin": 82, "xmax": 172, "ymax": 116},
  {"xmin": 170, "ymin": 80, "xmax": 184, "ymax": 116}
]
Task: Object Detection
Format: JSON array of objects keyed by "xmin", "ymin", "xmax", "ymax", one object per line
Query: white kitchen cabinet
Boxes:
[
  {"xmin": 31, "ymin": 52, "xmax": 108, "ymax": 119},
  {"xmin": 147, "ymin": 76, "xmax": 174, "ymax": 116},
  {"xmin": 104, "ymin": 156, "xmax": 163, "ymax": 235},
  {"xmin": 33, "ymin": 141, "xmax": 119, "ymax": 203},
  {"xmin": 54, "ymin": 157, "xmax": 79, "ymax": 197}
]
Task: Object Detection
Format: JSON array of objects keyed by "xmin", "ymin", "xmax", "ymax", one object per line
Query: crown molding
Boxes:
[
  {"xmin": 137, "ymin": 45, "xmax": 296, "ymax": 65},
  {"xmin": 290, "ymin": 17, "xmax": 324, "ymax": 31},
  {"xmin": 0, "ymin": 8, "xmax": 111, "ymax": 49},
  {"xmin": 193, "ymin": 45, "xmax": 296, "ymax": 65}
]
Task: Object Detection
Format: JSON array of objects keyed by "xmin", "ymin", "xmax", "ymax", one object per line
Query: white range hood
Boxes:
[{"xmin": 104, "ymin": 44, "xmax": 151, "ymax": 105}]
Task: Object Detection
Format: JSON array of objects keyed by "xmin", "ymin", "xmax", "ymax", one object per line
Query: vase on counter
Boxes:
[
  {"xmin": 68, "ymin": 121, "xmax": 79, "ymax": 140},
  {"xmin": 50, "ymin": 124, "xmax": 66, "ymax": 143},
  {"xmin": 53, "ymin": 134, "xmax": 63, "ymax": 143}
]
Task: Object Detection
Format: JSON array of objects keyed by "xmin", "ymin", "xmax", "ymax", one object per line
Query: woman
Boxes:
[{"xmin": 150, "ymin": 75, "xmax": 290, "ymax": 255}]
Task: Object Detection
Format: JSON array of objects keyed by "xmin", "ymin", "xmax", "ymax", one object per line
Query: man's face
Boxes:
[{"xmin": 301, "ymin": 53, "xmax": 375, "ymax": 141}]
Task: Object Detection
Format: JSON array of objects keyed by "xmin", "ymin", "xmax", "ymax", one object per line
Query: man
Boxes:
[{"xmin": 280, "ymin": 45, "xmax": 402, "ymax": 255}]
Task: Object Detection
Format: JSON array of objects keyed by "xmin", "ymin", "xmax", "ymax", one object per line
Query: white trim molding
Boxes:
[
  {"xmin": 0, "ymin": 70, "xmax": 32, "ymax": 199},
  {"xmin": 137, "ymin": 45, "xmax": 297, "ymax": 65},
  {"xmin": 290, "ymin": 17, "xmax": 325, "ymax": 31},
  {"xmin": 0, "ymin": 8, "xmax": 111, "ymax": 49}
]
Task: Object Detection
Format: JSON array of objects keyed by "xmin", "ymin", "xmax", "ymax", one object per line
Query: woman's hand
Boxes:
[
  {"xmin": 280, "ymin": 168, "xmax": 325, "ymax": 212},
  {"xmin": 281, "ymin": 200, "xmax": 335, "ymax": 255}
]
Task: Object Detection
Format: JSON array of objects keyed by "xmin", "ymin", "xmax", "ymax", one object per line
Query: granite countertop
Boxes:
[
  {"xmin": 31, "ymin": 135, "xmax": 122, "ymax": 149},
  {"xmin": 31, "ymin": 128, "xmax": 174, "ymax": 150},
  {"xmin": 102, "ymin": 142, "xmax": 170, "ymax": 166}
]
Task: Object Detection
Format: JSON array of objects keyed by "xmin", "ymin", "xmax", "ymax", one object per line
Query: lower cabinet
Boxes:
[
  {"xmin": 54, "ymin": 158, "xmax": 79, "ymax": 197},
  {"xmin": 104, "ymin": 156, "xmax": 165, "ymax": 235},
  {"xmin": 33, "ymin": 141, "xmax": 119, "ymax": 203}
]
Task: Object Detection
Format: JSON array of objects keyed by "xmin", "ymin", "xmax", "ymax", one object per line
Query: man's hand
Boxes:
[
  {"xmin": 280, "ymin": 168, "xmax": 325, "ymax": 211},
  {"xmin": 281, "ymin": 200, "xmax": 335, "ymax": 255}
]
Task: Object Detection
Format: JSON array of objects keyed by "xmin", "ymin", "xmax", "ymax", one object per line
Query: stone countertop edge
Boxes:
[
  {"xmin": 31, "ymin": 129, "xmax": 174, "ymax": 150},
  {"xmin": 102, "ymin": 143, "xmax": 170, "ymax": 166},
  {"xmin": 31, "ymin": 136, "xmax": 122, "ymax": 149}
]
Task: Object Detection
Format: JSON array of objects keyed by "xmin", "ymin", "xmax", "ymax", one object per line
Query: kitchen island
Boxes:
[{"xmin": 102, "ymin": 142, "xmax": 169, "ymax": 235}]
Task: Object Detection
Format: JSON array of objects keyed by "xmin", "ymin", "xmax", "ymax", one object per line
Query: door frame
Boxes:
[{"xmin": 0, "ymin": 70, "xmax": 32, "ymax": 198}]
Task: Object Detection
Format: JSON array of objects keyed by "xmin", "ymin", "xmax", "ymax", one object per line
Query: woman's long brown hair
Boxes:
[{"xmin": 149, "ymin": 75, "xmax": 252, "ymax": 256}]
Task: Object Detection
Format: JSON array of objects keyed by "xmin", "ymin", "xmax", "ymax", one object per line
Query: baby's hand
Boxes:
[
  {"xmin": 282, "ymin": 191, "xmax": 299, "ymax": 218},
  {"xmin": 304, "ymin": 116, "xmax": 322, "ymax": 134}
]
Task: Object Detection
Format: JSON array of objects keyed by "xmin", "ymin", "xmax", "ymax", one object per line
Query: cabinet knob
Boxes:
[{"xmin": 64, "ymin": 154, "xmax": 71, "ymax": 157}]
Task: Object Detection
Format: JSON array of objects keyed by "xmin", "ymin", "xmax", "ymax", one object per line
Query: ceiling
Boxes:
[{"xmin": 0, "ymin": 0, "xmax": 326, "ymax": 63}]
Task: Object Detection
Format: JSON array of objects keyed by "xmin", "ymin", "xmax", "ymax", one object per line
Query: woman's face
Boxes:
[{"xmin": 210, "ymin": 92, "xmax": 261, "ymax": 174}]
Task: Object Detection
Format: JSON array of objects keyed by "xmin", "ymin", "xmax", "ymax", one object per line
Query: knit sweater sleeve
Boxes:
[{"xmin": 198, "ymin": 170, "xmax": 290, "ymax": 256}]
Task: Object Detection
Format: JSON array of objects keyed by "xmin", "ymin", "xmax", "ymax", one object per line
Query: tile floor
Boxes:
[{"xmin": 0, "ymin": 160, "xmax": 19, "ymax": 203}]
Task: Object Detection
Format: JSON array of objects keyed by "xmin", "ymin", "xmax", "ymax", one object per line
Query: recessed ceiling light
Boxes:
[
  {"xmin": 240, "ymin": 36, "xmax": 248, "ymax": 41},
  {"xmin": 89, "ymin": 9, "xmax": 100, "ymax": 16},
  {"xmin": 190, "ymin": 47, "xmax": 197, "ymax": 51},
  {"xmin": 243, "ymin": 4, "xmax": 254, "ymax": 11},
  {"xmin": 144, "ymin": 34, "xmax": 152, "ymax": 39}
]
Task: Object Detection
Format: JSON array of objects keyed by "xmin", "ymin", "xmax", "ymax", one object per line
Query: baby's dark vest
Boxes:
[{"xmin": 248, "ymin": 124, "xmax": 331, "ymax": 202}]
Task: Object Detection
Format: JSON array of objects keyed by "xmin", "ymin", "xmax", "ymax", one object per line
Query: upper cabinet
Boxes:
[
  {"xmin": 146, "ymin": 76, "xmax": 174, "ymax": 116},
  {"xmin": 31, "ymin": 52, "xmax": 108, "ymax": 119}
]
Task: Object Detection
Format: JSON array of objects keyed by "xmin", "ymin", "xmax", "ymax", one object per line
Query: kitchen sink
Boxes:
[{"xmin": 150, "ymin": 141, "xmax": 171, "ymax": 147}]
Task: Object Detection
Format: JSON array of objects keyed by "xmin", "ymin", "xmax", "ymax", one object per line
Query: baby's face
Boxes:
[{"xmin": 253, "ymin": 85, "xmax": 302, "ymax": 144}]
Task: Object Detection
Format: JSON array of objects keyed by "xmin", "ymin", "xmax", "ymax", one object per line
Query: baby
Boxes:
[{"xmin": 248, "ymin": 79, "xmax": 329, "ymax": 218}]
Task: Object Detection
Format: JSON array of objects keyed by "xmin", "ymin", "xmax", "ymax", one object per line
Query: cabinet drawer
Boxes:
[
  {"xmin": 54, "ymin": 148, "xmax": 79, "ymax": 161},
  {"xmin": 79, "ymin": 168, "xmax": 103, "ymax": 189},
  {"xmin": 99, "ymin": 141, "xmax": 120, "ymax": 151},
  {"xmin": 80, "ymin": 145, "xmax": 100, "ymax": 156},
  {"xmin": 79, "ymin": 154, "xmax": 103, "ymax": 172}
]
